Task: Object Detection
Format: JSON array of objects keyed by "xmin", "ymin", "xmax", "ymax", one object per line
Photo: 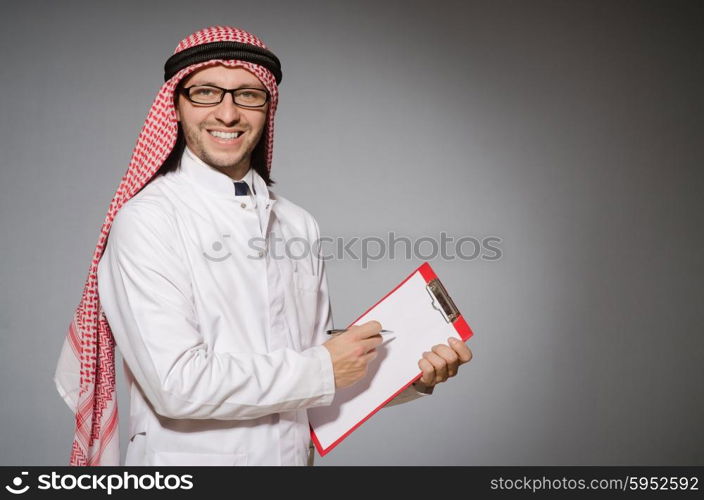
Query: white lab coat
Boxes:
[{"xmin": 96, "ymin": 147, "xmax": 429, "ymax": 466}]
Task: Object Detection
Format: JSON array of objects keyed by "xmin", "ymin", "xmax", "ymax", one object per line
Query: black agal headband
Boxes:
[{"xmin": 164, "ymin": 41, "xmax": 282, "ymax": 84}]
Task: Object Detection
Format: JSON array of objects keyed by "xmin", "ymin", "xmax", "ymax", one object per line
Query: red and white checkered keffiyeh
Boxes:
[{"xmin": 54, "ymin": 26, "xmax": 280, "ymax": 466}]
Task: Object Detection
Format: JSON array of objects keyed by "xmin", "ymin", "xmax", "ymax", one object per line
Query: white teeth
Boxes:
[{"xmin": 209, "ymin": 130, "xmax": 242, "ymax": 139}]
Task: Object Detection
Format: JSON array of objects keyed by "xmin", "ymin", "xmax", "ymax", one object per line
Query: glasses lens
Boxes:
[
  {"xmin": 188, "ymin": 86, "xmax": 224, "ymax": 104},
  {"xmin": 235, "ymin": 89, "xmax": 268, "ymax": 107}
]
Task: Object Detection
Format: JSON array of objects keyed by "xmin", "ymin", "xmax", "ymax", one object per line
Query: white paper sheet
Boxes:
[{"xmin": 308, "ymin": 270, "xmax": 463, "ymax": 454}]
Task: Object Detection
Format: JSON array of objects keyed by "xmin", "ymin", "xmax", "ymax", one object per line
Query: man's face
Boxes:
[{"xmin": 175, "ymin": 64, "xmax": 269, "ymax": 173}]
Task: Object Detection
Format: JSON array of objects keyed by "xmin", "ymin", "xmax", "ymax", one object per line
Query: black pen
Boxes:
[{"xmin": 326, "ymin": 329, "xmax": 394, "ymax": 335}]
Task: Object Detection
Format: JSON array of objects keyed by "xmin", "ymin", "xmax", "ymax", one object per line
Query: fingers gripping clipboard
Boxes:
[{"xmin": 308, "ymin": 262, "xmax": 474, "ymax": 457}]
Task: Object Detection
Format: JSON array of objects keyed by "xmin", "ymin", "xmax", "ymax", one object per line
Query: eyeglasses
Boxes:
[{"xmin": 179, "ymin": 85, "xmax": 269, "ymax": 108}]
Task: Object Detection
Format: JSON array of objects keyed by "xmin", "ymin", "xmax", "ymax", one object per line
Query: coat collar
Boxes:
[{"xmin": 180, "ymin": 145, "xmax": 274, "ymax": 203}]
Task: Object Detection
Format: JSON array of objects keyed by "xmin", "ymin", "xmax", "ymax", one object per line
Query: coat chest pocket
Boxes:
[
  {"xmin": 292, "ymin": 269, "xmax": 319, "ymax": 292},
  {"xmin": 292, "ymin": 270, "xmax": 319, "ymax": 336}
]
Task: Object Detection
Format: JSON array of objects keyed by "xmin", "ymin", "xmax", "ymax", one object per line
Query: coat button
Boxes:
[{"xmin": 240, "ymin": 203, "xmax": 247, "ymax": 209}]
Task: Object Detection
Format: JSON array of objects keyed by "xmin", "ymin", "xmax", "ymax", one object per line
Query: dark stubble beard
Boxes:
[{"xmin": 183, "ymin": 122, "xmax": 256, "ymax": 172}]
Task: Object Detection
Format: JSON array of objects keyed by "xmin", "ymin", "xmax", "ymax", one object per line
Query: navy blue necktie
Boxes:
[{"xmin": 234, "ymin": 181, "xmax": 250, "ymax": 196}]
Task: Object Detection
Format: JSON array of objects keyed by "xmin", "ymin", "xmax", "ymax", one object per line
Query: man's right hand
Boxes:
[{"xmin": 322, "ymin": 321, "xmax": 384, "ymax": 389}]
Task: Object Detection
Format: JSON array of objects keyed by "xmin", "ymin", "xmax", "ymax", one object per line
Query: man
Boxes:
[{"xmin": 54, "ymin": 26, "xmax": 472, "ymax": 466}]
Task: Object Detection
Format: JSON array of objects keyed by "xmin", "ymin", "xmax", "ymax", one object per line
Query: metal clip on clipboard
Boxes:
[{"xmin": 426, "ymin": 278, "xmax": 460, "ymax": 323}]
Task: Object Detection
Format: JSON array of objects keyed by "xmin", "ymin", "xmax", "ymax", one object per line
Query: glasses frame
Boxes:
[{"xmin": 179, "ymin": 85, "xmax": 270, "ymax": 108}]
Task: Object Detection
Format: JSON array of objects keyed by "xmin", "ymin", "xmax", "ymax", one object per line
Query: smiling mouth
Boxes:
[{"xmin": 208, "ymin": 130, "xmax": 244, "ymax": 140}]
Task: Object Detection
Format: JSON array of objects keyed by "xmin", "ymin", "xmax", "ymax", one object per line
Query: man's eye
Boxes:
[{"xmin": 193, "ymin": 88, "xmax": 215, "ymax": 96}]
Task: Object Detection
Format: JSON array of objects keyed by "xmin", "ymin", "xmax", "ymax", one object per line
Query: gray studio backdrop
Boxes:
[{"xmin": 1, "ymin": 0, "xmax": 702, "ymax": 465}]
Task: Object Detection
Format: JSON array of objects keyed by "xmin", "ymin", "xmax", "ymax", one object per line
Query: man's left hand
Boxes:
[{"xmin": 417, "ymin": 337, "xmax": 472, "ymax": 387}]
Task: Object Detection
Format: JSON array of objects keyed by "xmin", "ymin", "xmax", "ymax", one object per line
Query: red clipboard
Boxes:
[{"xmin": 308, "ymin": 262, "xmax": 474, "ymax": 457}]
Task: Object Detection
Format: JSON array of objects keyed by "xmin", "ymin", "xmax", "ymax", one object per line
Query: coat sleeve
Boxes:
[
  {"xmin": 97, "ymin": 202, "xmax": 336, "ymax": 421},
  {"xmin": 307, "ymin": 217, "xmax": 433, "ymax": 408}
]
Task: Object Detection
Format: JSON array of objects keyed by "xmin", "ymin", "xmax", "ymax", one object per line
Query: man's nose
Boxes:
[{"xmin": 213, "ymin": 93, "xmax": 241, "ymax": 124}]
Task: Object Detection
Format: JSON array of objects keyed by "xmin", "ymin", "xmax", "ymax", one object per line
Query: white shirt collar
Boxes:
[{"xmin": 180, "ymin": 145, "xmax": 271, "ymax": 202}]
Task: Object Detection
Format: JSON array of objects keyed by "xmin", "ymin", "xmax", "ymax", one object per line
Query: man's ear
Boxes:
[{"xmin": 173, "ymin": 90, "xmax": 182, "ymax": 122}]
